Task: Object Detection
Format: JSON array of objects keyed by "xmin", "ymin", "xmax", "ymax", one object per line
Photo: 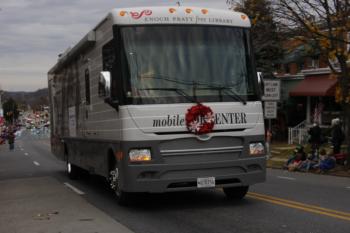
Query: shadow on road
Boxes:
[{"xmin": 63, "ymin": 172, "xmax": 255, "ymax": 211}]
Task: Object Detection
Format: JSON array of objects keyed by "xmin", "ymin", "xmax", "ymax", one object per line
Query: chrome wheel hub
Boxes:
[
  {"xmin": 67, "ymin": 162, "xmax": 72, "ymax": 173},
  {"xmin": 109, "ymin": 168, "xmax": 120, "ymax": 194}
]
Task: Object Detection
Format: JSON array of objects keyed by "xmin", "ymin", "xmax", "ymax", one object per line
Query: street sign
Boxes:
[
  {"xmin": 264, "ymin": 101, "xmax": 277, "ymax": 119},
  {"xmin": 262, "ymin": 79, "xmax": 281, "ymax": 101}
]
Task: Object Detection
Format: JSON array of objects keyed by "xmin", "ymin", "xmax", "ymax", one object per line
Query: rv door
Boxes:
[{"xmin": 80, "ymin": 67, "xmax": 91, "ymax": 137}]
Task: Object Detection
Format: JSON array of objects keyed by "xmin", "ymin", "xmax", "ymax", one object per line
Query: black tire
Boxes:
[
  {"xmin": 223, "ymin": 186, "xmax": 249, "ymax": 200},
  {"xmin": 67, "ymin": 162, "xmax": 80, "ymax": 180},
  {"xmin": 108, "ymin": 164, "xmax": 132, "ymax": 205}
]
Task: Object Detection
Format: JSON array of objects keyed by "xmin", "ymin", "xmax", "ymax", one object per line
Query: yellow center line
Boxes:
[
  {"xmin": 248, "ymin": 192, "xmax": 350, "ymax": 217},
  {"xmin": 247, "ymin": 192, "xmax": 350, "ymax": 222}
]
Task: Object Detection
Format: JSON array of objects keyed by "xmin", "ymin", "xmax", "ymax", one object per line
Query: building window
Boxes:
[
  {"xmin": 308, "ymin": 57, "xmax": 319, "ymax": 69},
  {"xmin": 85, "ymin": 69, "xmax": 91, "ymax": 105},
  {"xmin": 284, "ymin": 64, "xmax": 290, "ymax": 74},
  {"xmin": 347, "ymin": 32, "xmax": 350, "ymax": 54},
  {"xmin": 297, "ymin": 61, "xmax": 304, "ymax": 72}
]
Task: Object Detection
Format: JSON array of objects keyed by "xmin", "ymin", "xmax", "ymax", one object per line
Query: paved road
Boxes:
[{"xmin": 1, "ymin": 133, "xmax": 349, "ymax": 233}]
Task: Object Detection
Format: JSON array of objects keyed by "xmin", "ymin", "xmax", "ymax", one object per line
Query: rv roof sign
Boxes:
[{"xmin": 111, "ymin": 7, "xmax": 251, "ymax": 27}]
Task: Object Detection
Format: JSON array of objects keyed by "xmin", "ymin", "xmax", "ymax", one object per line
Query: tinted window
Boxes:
[
  {"xmin": 120, "ymin": 26, "xmax": 258, "ymax": 105},
  {"xmin": 85, "ymin": 69, "xmax": 90, "ymax": 105}
]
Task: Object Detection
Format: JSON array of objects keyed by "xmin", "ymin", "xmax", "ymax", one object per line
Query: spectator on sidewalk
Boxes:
[
  {"xmin": 284, "ymin": 145, "xmax": 306, "ymax": 171},
  {"xmin": 0, "ymin": 128, "xmax": 6, "ymax": 145},
  {"xmin": 299, "ymin": 148, "xmax": 326, "ymax": 172},
  {"xmin": 266, "ymin": 129, "xmax": 272, "ymax": 159},
  {"xmin": 308, "ymin": 122, "xmax": 322, "ymax": 156},
  {"xmin": 7, "ymin": 127, "xmax": 15, "ymax": 151},
  {"xmin": 318, "ymin": 151, "xmax": 336, "ymax": 173},
  {"xmin": 331, "ymin": 118, "xmax": 344, "ymax": 155}
]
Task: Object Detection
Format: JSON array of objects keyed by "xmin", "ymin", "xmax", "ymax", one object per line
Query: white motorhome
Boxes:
[{"xmin": 48, "ymin": 6, "xmax": 266, "ymax": 204}]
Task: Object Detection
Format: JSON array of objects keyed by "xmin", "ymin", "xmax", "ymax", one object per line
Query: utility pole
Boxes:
[
  {"xmin": 0, "ymin": 89, "xmax": 3, "ymax": 137},
  {"xmin": 0, "ymin": 89, "xmax": 3, "ymax": 117}
]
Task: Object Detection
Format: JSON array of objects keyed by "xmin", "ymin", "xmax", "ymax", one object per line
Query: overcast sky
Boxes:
[{"xmin": 0, "ymin": 0, "xmax": 228, "ymax": 92}]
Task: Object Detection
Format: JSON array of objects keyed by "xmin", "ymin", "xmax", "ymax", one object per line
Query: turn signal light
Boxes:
[{"xmin": 115, "ymin": 151, "xmax": 123, "ymax": 161}]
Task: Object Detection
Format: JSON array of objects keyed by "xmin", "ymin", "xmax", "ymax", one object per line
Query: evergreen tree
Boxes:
[
  {"xmin": 234, "ymin": 0, "xmax": 283, "ymax": 77},
  {"xmin": 3, "ymin": 98, "xmax": 19, "ymax": 124}
]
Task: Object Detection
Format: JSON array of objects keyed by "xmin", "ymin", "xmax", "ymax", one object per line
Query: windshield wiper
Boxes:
[
  {"xmin": 139, "ymin": 74, "xmax": 246, "ymax": 105},
  {"xmin": 139, "ymin": 74, "xmax": 199, "ymax": 102},
  {"xmin": 196, "ymin": 85, "xmax": 247, "ymax": 105},
  {"xmin": 223, "ymin": 88, "xmax": 247, "ymax": 105},
  {"xmin": 140, "ymin": 74, "xmax": 193, "ymax": 86},
  {"xmin": 138, "ymin": 88, "xmax": 198, "ymax": 103}
]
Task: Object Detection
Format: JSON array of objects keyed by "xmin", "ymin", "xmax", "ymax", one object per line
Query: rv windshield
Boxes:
[{"xmin": 120, "ymin": 26, "xmax": 259, "ymax": 105}]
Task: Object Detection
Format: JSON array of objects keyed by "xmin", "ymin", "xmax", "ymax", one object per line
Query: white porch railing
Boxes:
[{"xmin": 288, "ymin": 120, "xmax": 309, "ymax": 145}]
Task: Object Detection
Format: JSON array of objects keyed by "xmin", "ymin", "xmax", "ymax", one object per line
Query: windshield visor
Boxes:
[{"xmin": 120, "ymin": 26, "xmax": 258, "ymax": 104}]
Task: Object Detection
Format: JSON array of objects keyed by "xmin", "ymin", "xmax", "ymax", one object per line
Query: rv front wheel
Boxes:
[
  {"xmin": 109, "ymin": 166, "xmax": 131, "ymax": 205},
  {"xmin": 223, "ymin": 186, "xmax": 249, "ymax": 200}
]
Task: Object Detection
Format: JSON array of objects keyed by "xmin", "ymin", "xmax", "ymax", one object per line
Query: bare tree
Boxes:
[
  {"xmin": 234, "ymin": 0, "xmax": 283, "ymax": 76},
  {"xmin": 226, "ymin": 0, "xmax": 243, "ymax": 10},
  {"xmin": 274, "ymin": 0, "xmax": 350, "ymax": 166}
]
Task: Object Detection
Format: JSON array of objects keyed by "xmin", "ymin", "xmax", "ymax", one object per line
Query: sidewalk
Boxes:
[{"xmin": 0, "ymin": 176, "xmax": 134, "ymax": 233}]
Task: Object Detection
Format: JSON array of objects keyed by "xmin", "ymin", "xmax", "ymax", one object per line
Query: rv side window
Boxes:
[
  {"xmin": 102, "ymin": 40, "xmax": 115, "ymax": 72},
  {"xmin": 85, "ymin": 69, "xmax": 91, "ymax": 105},
  {"xmin": 102, "ymin": 40, "xmax": 117, "ymax": 99}
]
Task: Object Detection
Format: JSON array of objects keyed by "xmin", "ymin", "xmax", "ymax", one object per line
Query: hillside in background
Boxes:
[{"xmin": 2, "ymin": 88, "xmax": 49, "ymax": 111}]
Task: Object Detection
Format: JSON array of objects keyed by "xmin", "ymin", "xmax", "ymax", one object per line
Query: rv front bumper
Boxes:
[
  {"xmin": 119, "ymin": 137, "xmax": 266, "ymax": 193},
  {"xmin": 122, "ymin": 157, "xmax": 266, "ymax": 193}
]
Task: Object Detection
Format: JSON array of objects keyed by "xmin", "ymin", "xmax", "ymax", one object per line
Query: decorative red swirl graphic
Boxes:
[
  {"xmin": 130, "ymin": 10, "xmax": 153, "ymax": 19},
  {"xmin": 185, "ymin": 104, "xmax": 215, "ymax": 135}
]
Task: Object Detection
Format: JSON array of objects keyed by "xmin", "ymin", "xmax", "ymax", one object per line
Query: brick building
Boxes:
[{"xmin": 273, "ymin": 41, "xmax": 342, "ymax": 141}]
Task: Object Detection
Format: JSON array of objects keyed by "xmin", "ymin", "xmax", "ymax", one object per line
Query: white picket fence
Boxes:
[{"xmin": 288, "ymin": 120, "xmax": 309, "ymax": 145}]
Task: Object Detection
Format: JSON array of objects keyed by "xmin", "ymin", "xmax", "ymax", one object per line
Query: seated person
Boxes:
[
  {"xmin": 319, "ymin": 151, "xmax": 336, "ymax": 172},
  {"xmin": 299, "ymin": 149, "xmax": 326, "ymax": 172},
  {"xmin": 285, "ymin": 145, "xmax": 307, "ymax": 171}
]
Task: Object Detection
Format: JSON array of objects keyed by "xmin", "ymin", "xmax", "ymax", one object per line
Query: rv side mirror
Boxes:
[
  {"xmin": 99, "ymin": 71, "xmax": 119, "ymax": 110},
  {"xmin": 257, "ymin": 72, "xmax": 264, "ymax": 96},
  {"xmin": 99, "ymin": 71, "xmax": 111, "ymax": 98}
]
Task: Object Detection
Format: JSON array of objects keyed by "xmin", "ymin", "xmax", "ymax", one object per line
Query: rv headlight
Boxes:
[
  {"xmin": 129, "ymin": 149, "xmax": 152, "ymax": 162},
  {"xmin": 249, "ymin": 142, "xmax": 265, "ymax": 156}
]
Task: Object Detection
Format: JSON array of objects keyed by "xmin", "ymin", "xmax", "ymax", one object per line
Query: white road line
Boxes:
[
  {"xmin": 24, "ymin": 152, "xmax": 29, "ymax": 156},
  {"xmin": 21, "ymin": 148, "xmax": 24, "ymax": 151},
  {"xmin": 33, "ymin": 161, "xmax": 40, "ymax": 166},
  {"xmin": 64, "ymin": 183, "xmax": 85, "ymax": 195},
  {"xmin": 346, "ymin": 187, "xmax": 350, "ymax": 189},
  {"xmin": 277, "ymin": 176, "xmax": 296, "ymax": 181}
]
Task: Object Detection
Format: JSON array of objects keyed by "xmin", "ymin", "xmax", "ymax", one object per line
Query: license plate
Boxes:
[{"xmin": 197, "ymin": 177, "xmax": 215, "ymax": 188}]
